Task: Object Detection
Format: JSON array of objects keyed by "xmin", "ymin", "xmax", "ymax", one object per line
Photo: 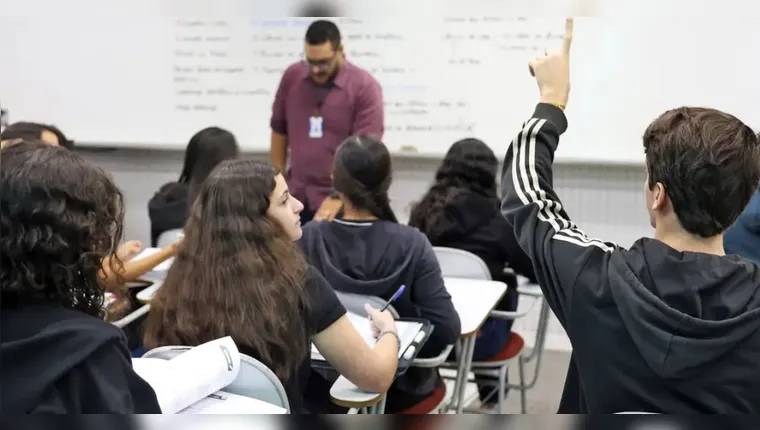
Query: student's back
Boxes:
[
  {"xmin": 148, "ymin": 127, "xmax": 239, "ymax": 246},
  {"xmin": 1, "ymin": 303, "xmax": 159, "ymax": 413},
  {"xmin": 0, "ymin": 141, "xmax": 160, "ymax": 413},
  {"xmin": 569, "ymin": 238, "xmax": 760, "ymax": 412},
  {"xmin": 299, "ymin": 136, "xmax": 460, "ymax": 413}
]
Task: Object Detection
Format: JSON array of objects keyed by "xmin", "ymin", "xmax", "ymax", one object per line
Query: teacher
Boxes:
[{"xmin": 270, "ymin": 19, "xmax": 384, "ymax": 223}]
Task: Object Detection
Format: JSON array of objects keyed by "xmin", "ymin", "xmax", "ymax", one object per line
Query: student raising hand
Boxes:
[{"xmin": 528, "ymin": 17, "xmax": 573, "ymax": 109}]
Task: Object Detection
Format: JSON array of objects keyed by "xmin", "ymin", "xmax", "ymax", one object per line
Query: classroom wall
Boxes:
[{"xmin": 80, "ymin": 148, "xmax": 651, "ymax": 352}]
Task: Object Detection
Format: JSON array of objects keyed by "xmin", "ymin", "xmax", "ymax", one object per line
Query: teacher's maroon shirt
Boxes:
[{"xmin": 270, "ymin": 61, "xmax": 384, "ymax": 209}]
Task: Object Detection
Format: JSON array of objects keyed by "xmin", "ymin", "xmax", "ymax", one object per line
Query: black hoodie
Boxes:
[
  {"xmin": 501, "ymin": 103, "xmax": 760, "ymax": 413},
  {"xmin": 147, "ymin": 182, "xmax": 189, "ymax": 246},
  {"xmin": 298, "ymin": 219, "xmax": 461, "ymax": 400},
  {"xmin": 0, "ymin": 303, "xmax": 161, "ymax": 413},
  {"xmin": 416, "ymin": 191, "xmax": 537, "ymax": 286}
]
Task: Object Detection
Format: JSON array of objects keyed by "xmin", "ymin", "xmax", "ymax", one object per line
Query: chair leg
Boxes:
[
  {"xmin": 497, "ymin": 365, "xmax": 508, "ymax": 414},
  {"xmin": 518, "ymin": 357, "xmax": 527, "ymax": 414}
]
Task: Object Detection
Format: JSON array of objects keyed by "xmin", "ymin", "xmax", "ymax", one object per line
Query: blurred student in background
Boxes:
[
  {"xmin": 0, "ymin": 121, "xmax": 74, "ymax": 149},
  {"xmin": 148, "ymin": 126, "xmax": 239, "ymax": 246},
  {"xmin": 409, "ymin": 138, "xmax": 536, "ymax": 407}
]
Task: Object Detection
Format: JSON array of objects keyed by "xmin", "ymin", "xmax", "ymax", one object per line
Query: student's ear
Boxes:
[{"xmin": 651, "ymin": 182, "xmax": 667, "ymax": 211}]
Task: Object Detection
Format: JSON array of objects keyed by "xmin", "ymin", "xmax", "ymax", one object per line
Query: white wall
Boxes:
[{"xmin": 80, "ymin": 148, "xmax": 651, "ymax": 352}]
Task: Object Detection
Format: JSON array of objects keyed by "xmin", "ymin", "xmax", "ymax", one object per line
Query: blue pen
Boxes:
[{"xmin": 380, "ymin": 285, "xmax": 406, "ymax": 312}]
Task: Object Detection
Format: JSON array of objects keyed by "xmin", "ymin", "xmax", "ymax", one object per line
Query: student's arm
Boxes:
[
  {"xmin": 500, "ymin": 104, "xmax": 618, "ymax": 328},
  {"xmin": 500, "ymin": 19, "xmax": 617, "ymax": 328},
  {"xmin": 351, "ymin": 78, "xmax": 384, "ymax": 139},
  {"xmin": 411, "ymin": 236, "xmax": 461, "ymax": 351},
  {"xmin": 307, "ymin": 267, "xmax": 398, "ymax": 393},
  {"xmin": 498, "ymin": 217, "xmax": 538, "ymax": 283},
  {"xmin": 270, "ymin": 66, "xmax": 292, "ymax": 171},
  {"xmin": 100, "ymin": 243, "xmax": 179, "ymax": 291}
]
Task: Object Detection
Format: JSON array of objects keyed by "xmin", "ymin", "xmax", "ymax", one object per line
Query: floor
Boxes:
[{"xmin": 442, "ymin": 349, "xmax": 571, "ymax": 414}]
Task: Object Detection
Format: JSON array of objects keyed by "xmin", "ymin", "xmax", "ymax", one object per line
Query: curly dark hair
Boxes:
[
  {"xmin": 644, "ymin": 107, "xmax": 760, "ymax": 237},
  {"xmin": 144, "ymin": 160, "xmax": 311, "ymax": 382},
  {"xmin": 333, "ymin": 135, "xmax": 398, "ymax": 222},
  {"xmin": 409, "ymin": 138, "xmax": 498, "ymax": 241},
  {"xmin": 0, "ymin": 140, "xmax": 125, "ymax": 317}
]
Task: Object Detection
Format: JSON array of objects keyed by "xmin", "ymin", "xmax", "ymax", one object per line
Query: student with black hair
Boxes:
[
  {"xmin": 503, "ymin": 19, "xmax": 760, "ymax": 413},
  {"xmin": 409, "ymin": 137, "xmax": 536, "ymax": 407},
  {"xmin": 0, "ymin": 121, "xmax": 74, "ymax": 149},
  {"xmin": 270, "ymin": 19, "xmax": 384, "ymax": 224},
  {"xmin": 298, "ymin": 135, "xmax": 461, "ymax": 413},
  {"xmin": 0, "ymin": 141, "xmax": 160, "ymax": 413},
  {"xmin": 148, "ymin": 126, "xmax": 239, "ymax": 246}
]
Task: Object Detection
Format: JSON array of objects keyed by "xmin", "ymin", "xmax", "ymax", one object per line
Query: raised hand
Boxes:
[{"xmin": 528, "ymin": 18, "xmax": 574, "ymax": 108}]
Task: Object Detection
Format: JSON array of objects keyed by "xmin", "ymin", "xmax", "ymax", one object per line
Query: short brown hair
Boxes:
[{"xmin": 644, "ymin": 107, "xmax": 760, "ymax": 237}]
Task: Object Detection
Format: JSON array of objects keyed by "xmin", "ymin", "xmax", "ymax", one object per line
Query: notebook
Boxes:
[
  {"xmin": 310, "ymin": 312, "xmax": 424, "ymax": 361},
  {"xmin": 133, "ymin": 337, "xmax": 286, "ymax": 414}
]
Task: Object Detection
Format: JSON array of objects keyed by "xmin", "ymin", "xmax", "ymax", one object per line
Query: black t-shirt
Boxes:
[{"xmin": 286, "ymin": 265, "xmax": 346, "ymax": 413}]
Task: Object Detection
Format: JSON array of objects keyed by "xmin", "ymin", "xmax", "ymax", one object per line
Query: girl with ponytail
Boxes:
[{"xmin": 298, "ymin": 135, "xmax": 460, "ymax": 413}]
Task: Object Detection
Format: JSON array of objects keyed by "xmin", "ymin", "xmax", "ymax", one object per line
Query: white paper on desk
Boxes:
[
  {"xmin": 311, "ymin": 312, "xmax": 423, "ymax": 360},
  {"xmin": 178, "ymin": 390, "xmax": 286, "ymax": 414},
  {"xmin": 131, "ymin": 247, "xmax": 174, "ymax": 271},
  {"xmin": 132, "ymin": 336, "xmax": 241, "ymax": 414}
]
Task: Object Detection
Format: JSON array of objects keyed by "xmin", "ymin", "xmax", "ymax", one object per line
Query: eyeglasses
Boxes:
[{"xmin": 301, "ymin": 53, "xmax": 336, "ymax": 71}]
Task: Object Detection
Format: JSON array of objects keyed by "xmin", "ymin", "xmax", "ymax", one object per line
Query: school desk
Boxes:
[
  {"xmin": 442, "ymin": 277, "xmax": 507, "ymax": 414},
  {"xmin": 328, "ymin": 277, "xmax": 507, "ymax": 414}
]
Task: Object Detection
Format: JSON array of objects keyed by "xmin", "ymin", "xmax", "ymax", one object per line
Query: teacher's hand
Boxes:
[{"xmin": 314, "ymin": 196, "xmax": 343, "ymax": 222}]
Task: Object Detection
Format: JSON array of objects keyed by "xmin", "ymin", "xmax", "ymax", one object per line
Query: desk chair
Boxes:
[
  {"xmin": 157, "ymin": 228, "xmax": 184, "ymax": 248},
  {"xmin": 143, "ymin": 346, "xmax": 290, "ymax": 413},
  {"xmin": 335, "ymin": 291, "xmax": 452, "ymax": 414},
  {"xmin": 433, "ymin": 247, "xmax": 541, "ymax": 414}
]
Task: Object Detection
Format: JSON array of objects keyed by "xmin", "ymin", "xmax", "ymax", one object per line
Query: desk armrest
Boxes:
[
  {"xmin": 112, "ymin": 304, "xmax": 150, "ymax": 328},
  {"xmin": 411, "ymin": 344, "xmax": 454, "ymax": 368},
  {"xmin": 329, "ymin": 375, "xmax": 383, "ymax": 409},
  {"xmin": 517, "ymin": 283, "xmax": 543, "ymax": 298}
]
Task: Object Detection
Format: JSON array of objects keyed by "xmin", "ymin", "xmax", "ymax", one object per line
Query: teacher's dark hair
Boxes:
[
  {"xmin": 180, "ymin": 127, "xmax": 240, "ymax": 207},
  {"xmin": 409, "ymin": 138, "xmax": 499, "ymax": 241},
  {"xmin": 0, "ymin": 141, "xmax": 125, "ymax": 317},
  {"xmin": 333, "ymin": 135, "xmax": 398, "ymax": 222},
  {"xmin": 305, "ymin": 20, "xmax": 341, "ymax": 50}
]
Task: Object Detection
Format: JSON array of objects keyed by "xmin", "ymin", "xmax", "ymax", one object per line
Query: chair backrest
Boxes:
[
  {"xmin": 335, "ymin": 291, "xmax": 400, "ymax": 318},
  {"xmin": 142, "ymin": 346, "xmax": 290, "ymax": 413},
  {"xmin": 157, "ymin": 228, "xmax": 184, "ymax": 248},
  {"xmin": 433, "ymin": 247, "xmax": 492, "ymax": 280}
]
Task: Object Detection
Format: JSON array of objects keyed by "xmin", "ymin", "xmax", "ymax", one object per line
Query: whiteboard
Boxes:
[{"xmin": 1, "ymin": 0, "xmax": 758, "ymax": 164}]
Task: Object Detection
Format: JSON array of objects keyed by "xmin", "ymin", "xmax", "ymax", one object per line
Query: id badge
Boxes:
[{"xmin": 309, "ymin": 116, "xmax": 324, "ymax": 138}]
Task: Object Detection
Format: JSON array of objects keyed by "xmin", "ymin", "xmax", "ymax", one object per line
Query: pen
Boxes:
[{"xmin": 380, "ymin": 285, "xmax": 406, "ymax": 312}]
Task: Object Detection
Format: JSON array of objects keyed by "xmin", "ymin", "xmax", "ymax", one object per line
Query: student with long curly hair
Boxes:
[
  {"xmin": 143, "ymin": 159, "xmax": 399, "ymax": 413},
  {"xmin": 0, "ymin": 141, "xmax": 160, "ymax": 413},
  {"xmin": 408, "ymin": 138, "xmax": 536, "ymax": 407}
]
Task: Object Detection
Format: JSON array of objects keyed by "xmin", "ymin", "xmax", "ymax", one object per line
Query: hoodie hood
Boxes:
[
  {"xmin": 434, "ymin": 192, "xmax": 500, "ymax": 242},
  {"xmin": 0, "ymin": 304, "xmax": 124, "ymax": 412},
  {"xmin": 609, "ymin": 238, "xmax": 760, "ymax": 379},
  {"xmin": 299, "ymin": 219, "xmax": 424, "ymax": 297}
]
